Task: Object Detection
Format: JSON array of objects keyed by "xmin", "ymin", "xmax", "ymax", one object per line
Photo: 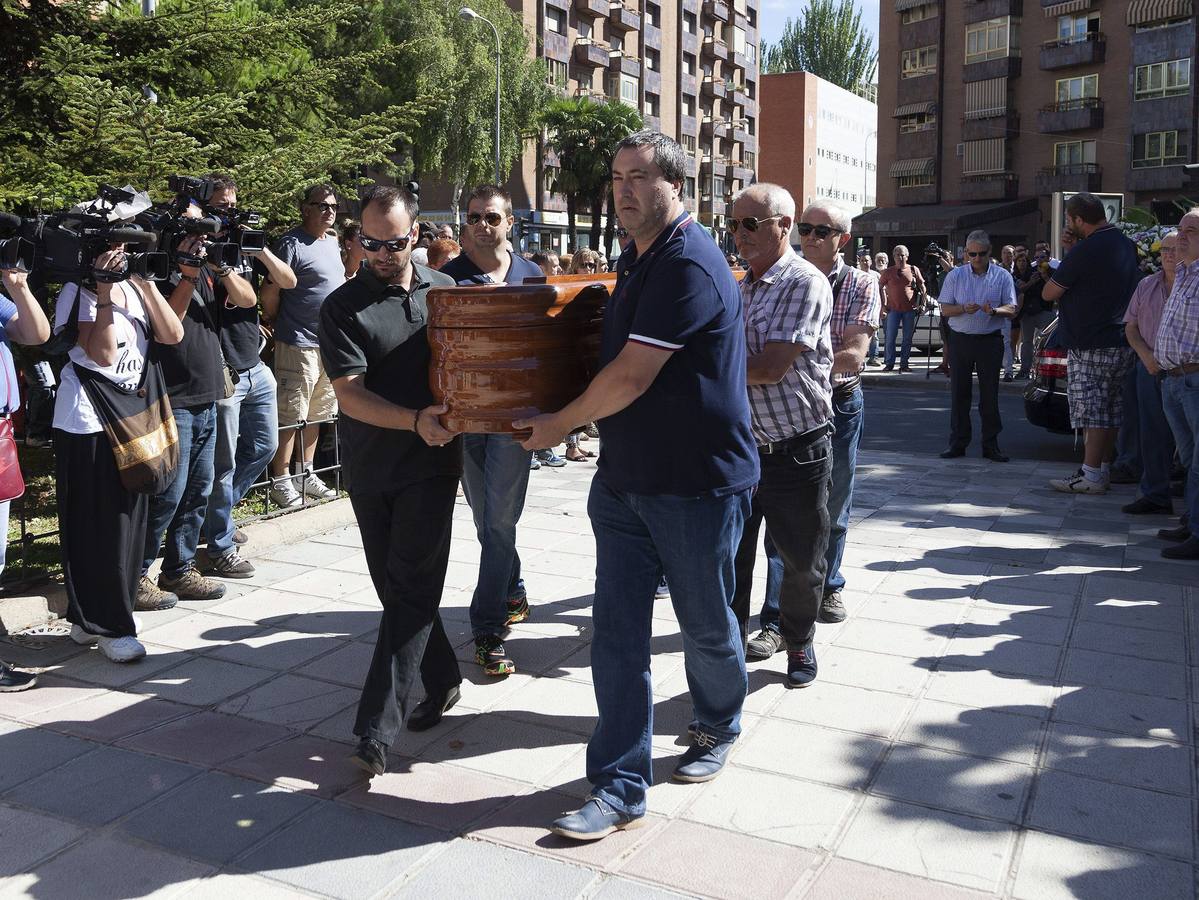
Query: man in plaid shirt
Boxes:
[{"xmin": 728, "ymin": 183, "xmax": 834, "ymax": 689}]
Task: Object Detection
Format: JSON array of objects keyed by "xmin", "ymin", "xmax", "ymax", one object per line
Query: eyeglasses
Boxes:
[
  {"xmin": 966, "ymin": 251, "xmax": 988, "ymax": 258},
  {"xmin": 358, "ymin": 231, "xmax": 414, "ymax": 252},
  {"xmin": 466, "ymin": 211, "xmax": 505, "ymax": 227},
  {"xmin": 795, "ymin": 223, "xmax": 842, "ymax": 239},
  {"xmin": 307, "ymin": 202, "xmax": 339, "ymax": 213},
  {"xmin": 729, "ymin": 215, "xmax": 783, "ymax": 234}
]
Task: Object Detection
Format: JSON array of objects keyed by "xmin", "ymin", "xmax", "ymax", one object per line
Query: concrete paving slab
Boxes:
[
  {"xmin": 1012, "ymin": 831, "xmax": 1195, "ymax": 900},
  {"xmin": 129, "ymin": 656, "xmax": 276, "ymax": 707},
  {"xmin": 817, "ymin": 646, "xmax": 932, "ymax": 696},
  {"xmin": 1069, "ymin": 619, "xmax": 1187, "ymax": 663},
  {"xmin": 0, "ymin": 723, "xmax": 97, "ymax": 793},
  {"xmin": 221, "ymin": 734, "xmax": 371, "ymax": 798},
  {"xmin": 940, "ymin": 633, "xmax": 1063, "ymax": 679},
  {"xmin": 735, "ymin": 719, "xmax": 887, "ymax": 790},
  {"xmin": 1061, "ymin": 648, "xmax": 1188, "ymax": 700},
  {"xmin": 0, "ymin": 804, "xmax": 85, "ymax": 876},
  {"xmin": 1052, "ymin": 685, "xmax": 1191, "ymax": 743},
  {"xmin": 923, "ymin": 666, "xmax": 1056, "ymax": 715},
  {"xmin": 806, "ymin": 858, "xmax": 993, "ymax": 900},
  {"xmin": 771, "ymin": 681, "xmax": 915, "ymax": 739},
  {"xmin": 1041, "ymin": 721, "xmax": 1192, "ymax": 794},
  {"xmin": 118, "ymin": 710, "xmax": 293, "ymax": 767},
  {"xmin": 204, "ymin": 587, "xmax": 330, "ymax": 624},
  {"xmin": 870, "ymin": 744, "xmax": 1032, "ymax": 822},
  {"xmin": 205, "ymin": 629, "xmax": 348, "ymax": 671},
  {"xmin": 390, "ymin": 836, "xmax": 597, "ymax": 900},
  {"xmin": 177, "ymin": 871, "xmax": 314, "ymax": 899},
  {"xmin": 293, "ymin": 639, "xmax": 372, "ymax": 688},
  {"xmin": 419, "ymin": 713, "xmax": 586, "ymax": 787},
  {"xmin": 26, "ymin": 690, "xmax": 193, "ymax": 743},
  {"xmin": 952, "ymin": 608, "xmax": 1071, "ymax": 647},
  {"xmin": 217, "ymin": 673, "xmax": 359, "ymax": 730}
]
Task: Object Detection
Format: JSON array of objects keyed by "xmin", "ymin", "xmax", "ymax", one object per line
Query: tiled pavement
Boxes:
[{"xmin": 1, "ymin": 446, "xmax": 1197, "ymax": 899}]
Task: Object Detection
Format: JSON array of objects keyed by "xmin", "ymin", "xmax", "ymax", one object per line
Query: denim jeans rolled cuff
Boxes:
[
  {"xmin": 824, "ymin": 386, "xmax": 865, "ymax": 594},
  {"xmin": 143, "ymin": 402, "xmax": 218, "ymax": 577}
]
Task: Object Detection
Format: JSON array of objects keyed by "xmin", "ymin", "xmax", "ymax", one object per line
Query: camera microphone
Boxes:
[
  {"xmin": 0, "ymin": 211, "xmax": 22, "ymax": 231},
  {"xmin": 107, "ymin": 228, "xmax": 158, "ymax": 248}
]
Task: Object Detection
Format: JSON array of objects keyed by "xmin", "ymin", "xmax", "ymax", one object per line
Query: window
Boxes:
[
  {"xmin": 645, "ymin": 92, "xmax": 660, "ymax": 117},
  {"xmin": 547, "ymin": 59, "xmax": 568, "ymax": 88},
  {"xmin": 1135, "ymin": 59, "xmax": 1191, "ymax": 100},
  {"xmin": 1054, "ymin": 74, "xmax": 1098, "ymax": 107},
  {"xmin": 609, "ymin": 74, "xmax": 638, "ymax": 107},
  {"xmin": 645, "ymin": 48, "xmax": 659, "ymax": 72},
  {"xmin": 577, "ymin": 19, "xmax": 592, "ymax": 39},
  {"xmin": 745, "ymin": 42, "xmax": 756, "ymax": 63},
  {"xmin": 682, "ymin": 52, "xmax": 696, "ymax": 76},
  {"xmin": 746, "ymin": 116, "xmax": 755, "ymax": 135},
  {"xmin": 547, "ymin": 6, "xmax": 566, "ymax": 35},
  {"xmin": 682, "ymin": 94, "xmax": 696, "ymax": 117},
  {"xmin": 747, "ymin": 82, "xmax": 755, "ymax": 99},
  {"xmin": 743, "ymin": 150, "xmax": 755, "ymax": 169},
  {"xmin": 901, "ymin": 45, "xmax": 937, "ymax": 78},
  {"xmin": 1134, "ymin": 131, "xmax": 1181, "ymax": 167},
  {"xmin": 544, "ymin": 165, "xmax": 562, "ymax": 196},
  {"xmin": 965, "ymin": 17, "xmax": 1018, "ymax": 65},
  {"xmin": 645, "ymin": 1, "xmax": 660, "ymax": 28},
  {"xmin": 712, "ymin": 176, "xmax": 726, "ymax": 198},
  {"xmin": 683, "ymin": 11, "xmax": 697, "ymax": 35},
  {"xmin": 681, "ymin": 133, "xmax": 696, "ymax": 153},
  {"xmin": 898, "ymin": 173, "xmax": 934, "ymax": 188},
  {"xmin": 747, "ymin": 7, "xmax": 756, "ymax": 27},
  {"xmin": 1053, "ymin": 140, "xmax": 1096, "ymax": 169},
  {"xmin": 900, "ymin": 2, "xmax": 937, "ymax": 25},
  {"xmin": 899, "ymin": 111, "xmax": 937, "ymax": 133},
  {"xmin": 963, "ymin": 138, "xmax": 1004, "ymax": 175},
  {"xmin": 684, "ymin": 177, "xmax": 697, "ymax": 200},
  {"xmin": 610, "ymin": 34, "xmax": 623, "ymax": 52},
  {"xmin": 1056, "ymin": 12, "xmax": 1099, "ymax": 43}
]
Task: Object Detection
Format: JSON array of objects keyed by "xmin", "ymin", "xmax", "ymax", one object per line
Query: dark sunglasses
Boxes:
[
  {"xmin": 466, "ymin": 211, "xmax": 505, "ymax": 227},
  {"xmin": 307, "ymin": 202, "xmax": 339, "ymax": 213},
  {"xmin": 967, "ymin": 251, "xmax": 988, "ymax": 258},
  {"xmin": 796, "ymin": 223, "xmax": 842, "ymax": 239},
  {"xmin": 358, "ymin": 231, "xmax": 414, "ymax": 252},
  {"xmin": 729, "ymin": 215, "xmax": 782, "ymax": 234},
  {"xmin": 578, "ymin": 262, "xmax": 598, "ymax": 270}
]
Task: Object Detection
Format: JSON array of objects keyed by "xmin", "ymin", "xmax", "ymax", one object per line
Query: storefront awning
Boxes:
[
  {"xmin": 1127, "ymin": 0, "xmax": 1192, "ymax": 26},
  {"xmin": 888, "ymin": 158, "xmax": 936, "ymax": 179},
  {"xmin": 851, "ymin": 198, "xmax": 1040, "ymax": 236},
  {"xmin": 894, "ymin": 101, "xmax": 936, "ymax": 118}
]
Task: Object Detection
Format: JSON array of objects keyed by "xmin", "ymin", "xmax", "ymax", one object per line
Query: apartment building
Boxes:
[
  {"xmin": 421, "ymin": 0, "xmax": 762, "ymax": 253},
  {"xmin": 856, "ymin": 0, "xmax": 1199, "ymax": 255}
]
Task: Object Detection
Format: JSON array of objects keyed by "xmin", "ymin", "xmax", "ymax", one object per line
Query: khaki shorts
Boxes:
[{"xmin": 275, "ymin": 342, "xmax": 338, "ymax": 426}]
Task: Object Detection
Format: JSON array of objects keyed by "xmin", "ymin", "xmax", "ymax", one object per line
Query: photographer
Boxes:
[{"xmin": 53, "ymin": 246, "xmax": 184, "ymax": 662}]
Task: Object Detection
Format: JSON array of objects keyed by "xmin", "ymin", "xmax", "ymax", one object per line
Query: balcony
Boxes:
[
  {"xmin": 1040, "ymin": 33, "xmax": 1106, "ymax": 70},
  {"xmin": 960, "ymin": 172, "xmax": 1019, "ymax": 201},
  {"xmin": 1037, "ymin": 97, "xmax": 1104, "ymax": 133},
  {"xmin": 701, "ymin": 76, "xmax": 728, "ymax": 100},
  {"xmin": 702, "ymin": 0, "xmax": 731, "ymax": 21},
  {"xmin": 961, "ymin": 110, "xmax": 1020, "ymax": 141},
  {"xmin": 701, "ymin": 155, "xmax": 733, "ymax": 179},
  {"xmin": 730, "ymin": 51, "xmax": 751, "ymax": 71},
  {"xmin": 608, "ymin": 51, "xmax": 641, "ymax": 78},
  {"xmin": 573, "ymin": 39, "xmax": 609, "ymax": 68},
  {"xmin": 1036, "ymin": 162, "xmax": 1102, "ymax": 193},
  {"xmin": 608, "ymin": 2, "xmax": 640, "ymax": 31},
  {"xmin": 732, "ymin": 164, "xmax": 755, "ymax": 183},
  {"xmin": 573, "ymin": 86, "xmax": 607, "ymax": 102},
  {"xmin": 732, "ymin": 123, "xmax": 750, "ymax": 143},
  {"xmin": 700, "ymin": 115, "xmax": 731, "ymax": 140},
  {"xmin": 964, "ymin": 0, "xmax": 1022, "ymax": 24},
  {"xmin": 701, "ymin": 35, "xmax": 729, "ymax": 61},
  {"xmin": 962, "ymin": 55, "xmax": 1021, "ymax": 83},
  {"xmin": 574, "ymin": 0, "xmax": 608, "ymax": 17},
  {"xmin": 1128, "ymin": 161, "xmax": 1190, "ymax": 192},
  {"xmin": 730, "ymin": 86, "xmax": 750, "ymax": 108}
]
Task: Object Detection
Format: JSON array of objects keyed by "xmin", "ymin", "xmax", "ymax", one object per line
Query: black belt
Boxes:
[
  {"xmin": 832, "ymin": 376, "xmax": 861, "ymax": 400},
  {"xmin": 951, "ymin": 329, "xmax": 1003, "ymax": 338},
  {"xmin": 1165, "ymin": 362, "xmax": 1199, "ymax": 377},
  {"xmin": 758, "ymin": 422, "xmax": 833, "ymax": 455}
]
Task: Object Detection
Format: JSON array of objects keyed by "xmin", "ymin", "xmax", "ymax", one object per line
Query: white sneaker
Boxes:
[
  {"xmin": 1049, "ymin": 470, "xmax": 1108, "ymax": 494},
  {"xmin": 269, "ymin": 477, "xmax": 303, "ymax": 509},
  {"xmin": 71, "ymin": 617, "xmax": 144, "ymax": 646},
  {"xmin": 301, "ymin": 471, "xmax": 337, "ymax": 500},
  {"xmin": 98, "ymin": 635, "xmax": 146, "ymax": 663}
]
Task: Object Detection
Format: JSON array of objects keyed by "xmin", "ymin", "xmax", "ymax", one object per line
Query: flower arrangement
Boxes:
[{"xmin": 1114, "ymin": 221, "xmax": 1175, "ymax": 274}]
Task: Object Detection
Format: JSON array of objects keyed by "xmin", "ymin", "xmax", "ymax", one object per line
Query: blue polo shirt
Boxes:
[
  {"xmin": 439, "ymin": 248, "xmax": 544, "ymax": 285},
  {"xmin": 597, "ymin": 211, "xmax": 759, "ymax": 497},
  {"xmin": 1049, "ymin": 224, "xmax": 1140, "ymax": 350}
]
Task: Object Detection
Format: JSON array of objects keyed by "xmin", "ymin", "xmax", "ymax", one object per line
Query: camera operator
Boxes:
[
  {"xmin": 52, "ymin": 246, "xmax": 184, "ymax": 662},
  {"xmin": 200, "ymin": 174, "xmax": 295, "ymax": 578}
]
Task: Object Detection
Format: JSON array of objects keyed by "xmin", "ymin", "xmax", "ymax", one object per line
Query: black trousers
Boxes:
[
  {"xmin": 733, "ymin": 429, "xmax": 832, "ymax": 649},
  {"xmin": 54, "ymin": 428, "xmax": 146, "ymax": 638},
  {"xmin": 946, "ymin": 329, "xmax": 1004, "ymax": 451},
  {"xmin": 351, "ymin": 474, "xmax": 462, "ymax": 747}
]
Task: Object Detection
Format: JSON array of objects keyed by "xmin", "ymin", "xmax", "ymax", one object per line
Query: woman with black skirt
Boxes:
[{"xmin": 53, "ymin": 247, "xmax": 184, "ymax": 662}]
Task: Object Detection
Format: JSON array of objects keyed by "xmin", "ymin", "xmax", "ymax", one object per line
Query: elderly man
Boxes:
[
  {"xmin": 722, "ymin": 183, "xmax": 832, "ymax": 688},
  {"xmin": 866, "ymin": 252, "xmax": 888, "ymax": 367},
  {"xmin": 746, "ymin": 200, "xmax": 878, "ymax": 658},
  {"xmin": 1155, "ymin": 209, "xmax": 1199, "ymax": 560},
  {"xmin": 1043, "ymin": 194, "xmax": 1141, "ymax": 494},
  {"xmin": 938, "ymin": 230, "xmax": 1017, "ymax": 461},
  {"xmin": 516, "ymin": 131, "xmax": 758, "ymax": 840},
  {"xmin": 1122, "ymin": 232, "xmax": 1180, "ymax": 516}
]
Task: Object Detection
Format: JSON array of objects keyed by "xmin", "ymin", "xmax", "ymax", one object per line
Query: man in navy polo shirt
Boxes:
[
  {"xmin": 516, "ymin": 131, "xmax": 758, "ymax": 841},
  {"xmin": 440, "ymin": 185, "xmax": 544, "ymax": 678}
]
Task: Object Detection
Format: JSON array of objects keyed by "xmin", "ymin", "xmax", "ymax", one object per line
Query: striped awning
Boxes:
[
  {"xmin": 889, "ymin": 158, "xmax": 935, "ymax": 178},
  {"xmin": 895, "ymin": 0, "xmax": 933, "ymax": 10},
  {"xmin": 1127, "ymin": 0, "xmax": 1193, "ymax": 25},
  {"xmin": 894, "ymin": 101, "xmax": 936, "ymax": 117},
  {"xmin": 1042, "ymin": 0, "xmax": 1091, "ymax": 16}
]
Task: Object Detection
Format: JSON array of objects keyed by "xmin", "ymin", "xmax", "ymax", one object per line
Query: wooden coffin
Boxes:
[{"xmin": 426, "ymin": 278, "xmax": 611, "ymax": 434}]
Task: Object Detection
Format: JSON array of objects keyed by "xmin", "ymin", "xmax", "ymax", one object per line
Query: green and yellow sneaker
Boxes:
[
  {"xmin": 475, "ymin": 634, "xmax": 516, "ymax": 676},
  {"xmin": 505, "ymin": 593, "xmax": 530, "ymax": 627}
]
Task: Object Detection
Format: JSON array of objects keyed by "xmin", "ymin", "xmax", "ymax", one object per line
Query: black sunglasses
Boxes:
[
  {"xmin": 729, "ymin": 215, "xmax": 782, "ymax": 234},
  {"xmin": 796, "ymin": 223, "xmax": 842, "ymax": 239},
  {"xmin": 466, "ymin": 211, "xmax": 505, "ymax": 227},
  {"xmin": 358, "ymin": 231, "xmax": 414, "ymax": 252},
  {"xmin": 967, "ymin": 251, "xmax": 988, "ymax": 258},
  {"xmin": 307, "ymin": 202, "xmax": 339, "ymax": 213}
]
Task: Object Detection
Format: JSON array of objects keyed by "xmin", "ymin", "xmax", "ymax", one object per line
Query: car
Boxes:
[
  {"xmin": 1023, "ymin": 316, "xmax": 1072, "ymax": 434},
  {"xmin": 910, "ymin": 300, "xmax": 944, "ymax": 354}
]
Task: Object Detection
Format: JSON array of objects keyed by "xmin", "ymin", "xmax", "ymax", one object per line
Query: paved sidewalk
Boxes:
[{"xmin": 1, "ymin": 448, "xmax": 1195, "ymax": 899}]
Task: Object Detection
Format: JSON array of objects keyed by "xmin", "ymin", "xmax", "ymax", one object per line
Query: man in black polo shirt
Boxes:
[
  {"xmin": 318, "ymin": 184, "xmax": 464, "ymax": 777},
  {"xmin": 516, "ymin": 131, "xmax": 759, "ymax": 841},
  {"xmin": 1042, "ymin": 193, "xmax": 1141, "ymax": 494}
]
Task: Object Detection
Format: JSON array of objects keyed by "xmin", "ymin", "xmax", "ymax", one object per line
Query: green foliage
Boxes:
[{"xmin": 762, "ymin": 0, "xmax": 877, "ymax": 96}]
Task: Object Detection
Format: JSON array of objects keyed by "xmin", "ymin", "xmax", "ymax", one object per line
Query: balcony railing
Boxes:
[
  {"xmin": 1037, "ymin": 97, "xmax": 1104, "ymax": 132},
  {"xmin": 702, "ymin": 0, "xmax": 731, "ymax": 22},
  {"xmin": 1131, "ymin": 155, "xmax": 1188, "ymax": 169},
  {"xmin": 608, "ymin": 2, "xmax": 640, "ymax": 31},
  {"xmin": 1036, "ymin": 162, "xmax": 1102, "ymax": 192},
  {"xmin": 1041, "ymin": 32, "xmax": 1106, "ymax": 69},
  {"xmin": 573, "ymin": 39, "xmax": 610, "ymax": 68},
  {"xmin": 701, "ymin": 36, "xmax": 729, "ymax": 61}
]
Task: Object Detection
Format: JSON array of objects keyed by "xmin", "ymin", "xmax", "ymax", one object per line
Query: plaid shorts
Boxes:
[{"xmin": 1066, "ymin": 347, "xmax": 1135, "ymax": 430}]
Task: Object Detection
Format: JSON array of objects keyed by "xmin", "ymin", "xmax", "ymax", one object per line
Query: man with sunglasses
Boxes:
[
  {"xmin": 318, "ymin": 183, "xmax": 463, "ymax": 776},
  {"xmin": 262, "ymin": 184, "xmax": 345, "ymax": 509},
  {"xmin": 937, "ymin": 230, "xmax": 1017, "ymax": 462},
  {"xmin": 440, "ymin": 185, "xmax": 544, "ymax": 678}
]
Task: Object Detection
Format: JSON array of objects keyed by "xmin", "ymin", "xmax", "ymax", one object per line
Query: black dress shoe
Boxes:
[
  {"xmin": 1122, "ymin": 498, "xmax": 1173, "ymax": 515},
  {"xmin": 939, "ymin": 447, "xmax": 966, "ymax": 459},
  {"xmin": 350, "ymin": 737, "xmax": 388, "ymax": 776},
  {"xmin": 1158, "ymin": 523, "xmax": 1191, "ymax": 542},
  {"xmin": 1170, "ymin": 481, "xmax": 1184, "ymax": 498},
  {"xmin": 406, "ymin": 683, "xmax": 462, "ymax": 732},
  {"xmin": 982, "ymin": 448, "xmax": 1009, "ymax": 462},
  {"xmin": 1162, "ymin": 537, "xmax": 1199, "ymax": 560}
]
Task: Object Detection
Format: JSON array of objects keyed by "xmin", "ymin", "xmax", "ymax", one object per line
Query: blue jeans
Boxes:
[
  {"xmin": 143, "ymin": 403, "xmax": 217, "ymax": 577},
  {"xmin": 204, "ymin": 362, "xmax": 279, "ymax": 556},
  {"xmin": 866, "ymin": 335, "xmax": 879, "ymax": 361},
  {"xmin": 461, "ymin": 433, "xmax": 531, "ymax": 637},
  {"xmin": 884, "ymin": 310, "xmax": 917, "ymax": 368},
  {"xmin": 1135, "ymin": 360, "xmax": 1175, "ymax": 507},
  {"xmin": 586, "ymin": 472, "xmax": 750, "ymax": 817},
  {"xmin": 1114, "ymin": 363, "xmax": 1142, "ymax": 477},
  {"xmin": 1162, "ymin": 372, "xmax": 1199, "ymax": 528}
]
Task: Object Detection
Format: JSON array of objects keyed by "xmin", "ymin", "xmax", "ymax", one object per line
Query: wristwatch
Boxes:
[{"xmin": 179, "ymin": 274, "xmax": 199, "ymax": 285}]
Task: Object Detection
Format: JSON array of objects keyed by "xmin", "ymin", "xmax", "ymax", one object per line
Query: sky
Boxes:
[{"xmin": 758, "ymin": 0, "xmax": 880, "ymax": 58}]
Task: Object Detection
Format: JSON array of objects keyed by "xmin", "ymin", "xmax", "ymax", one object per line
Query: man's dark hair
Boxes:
[
  {"xmin": 302, "ymin": 183, "xmax": 337, "ymax": 206},
  {"xmin": 467, "ymin": 184, "xmax": 513, "ymax": 217},
  {"xmin": 360, "ymin": 183, "xmax": 419, "ymax": 222},
  {"xmin": 1065, "ymin": 192, "xmax": 1107, "ymax": 225},
  {"xmin": 205, "ymin": 173, "xmax": 237, "ymax": 194},
  {"xmin": 613, "ymin": 130, "xmax": 687, "ymax": 184}
]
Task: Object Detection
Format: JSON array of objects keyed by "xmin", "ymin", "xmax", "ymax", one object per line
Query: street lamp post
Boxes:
[{"xmin": 460, "ymin": 7, "xmax": 502, "ymax": 184}]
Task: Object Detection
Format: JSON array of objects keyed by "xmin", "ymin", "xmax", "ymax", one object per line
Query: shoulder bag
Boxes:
[{"xmin": 0, "ymin": 350, "xmax": 26, "ymax": 503}]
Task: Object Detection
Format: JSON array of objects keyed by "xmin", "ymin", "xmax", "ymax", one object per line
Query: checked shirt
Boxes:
[
  {"xmin": 1156, "ymin": 258, "xmax": 1199, "ymax": 369},
  {"xmin": 829, "ymin": 258, "xmax": 882, "ymax": 385}
]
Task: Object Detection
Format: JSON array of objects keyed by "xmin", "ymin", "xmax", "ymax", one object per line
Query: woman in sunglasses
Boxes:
[
  {"xmin": 569, "ymin": 248, "xmax": 601, "ymax": 275},
  {"xmin": 878, "ymin": 244, "xmax": 927, "ymax": 372}
]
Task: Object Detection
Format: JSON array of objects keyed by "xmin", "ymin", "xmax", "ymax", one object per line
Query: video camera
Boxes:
[{"xmin": 138, "ymin": 174, "xmax": 265, "ymax": 271}]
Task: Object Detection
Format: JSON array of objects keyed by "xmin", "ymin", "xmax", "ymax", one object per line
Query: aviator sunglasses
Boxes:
[
  {"xmin": 358, "ymin": 230, "xmax": 414, "ymax": 252},
  {"xmin": 466, "ymin": 211, "xmax": 505, "ymax": 227},
  {"xmin": 728, "ymin": 215, "xmax": 782, "ymax": 234}
]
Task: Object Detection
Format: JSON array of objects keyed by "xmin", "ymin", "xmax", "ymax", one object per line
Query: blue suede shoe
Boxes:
[
  {"xmin": 787, "ymin": 642, "xmax": 818, "ymax": 689},
  {"xmin": 550, "ymin": 797, "xmax": 643, "ymax": 841},
  {"xmin": 671, "ymin": 731, "xmax": 735, "ymax": 783}
]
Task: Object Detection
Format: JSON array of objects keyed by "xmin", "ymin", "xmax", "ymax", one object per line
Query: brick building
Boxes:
[{"xmin": 855, "ymin": 0, "xmax": 1199, "ymax": 261}]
